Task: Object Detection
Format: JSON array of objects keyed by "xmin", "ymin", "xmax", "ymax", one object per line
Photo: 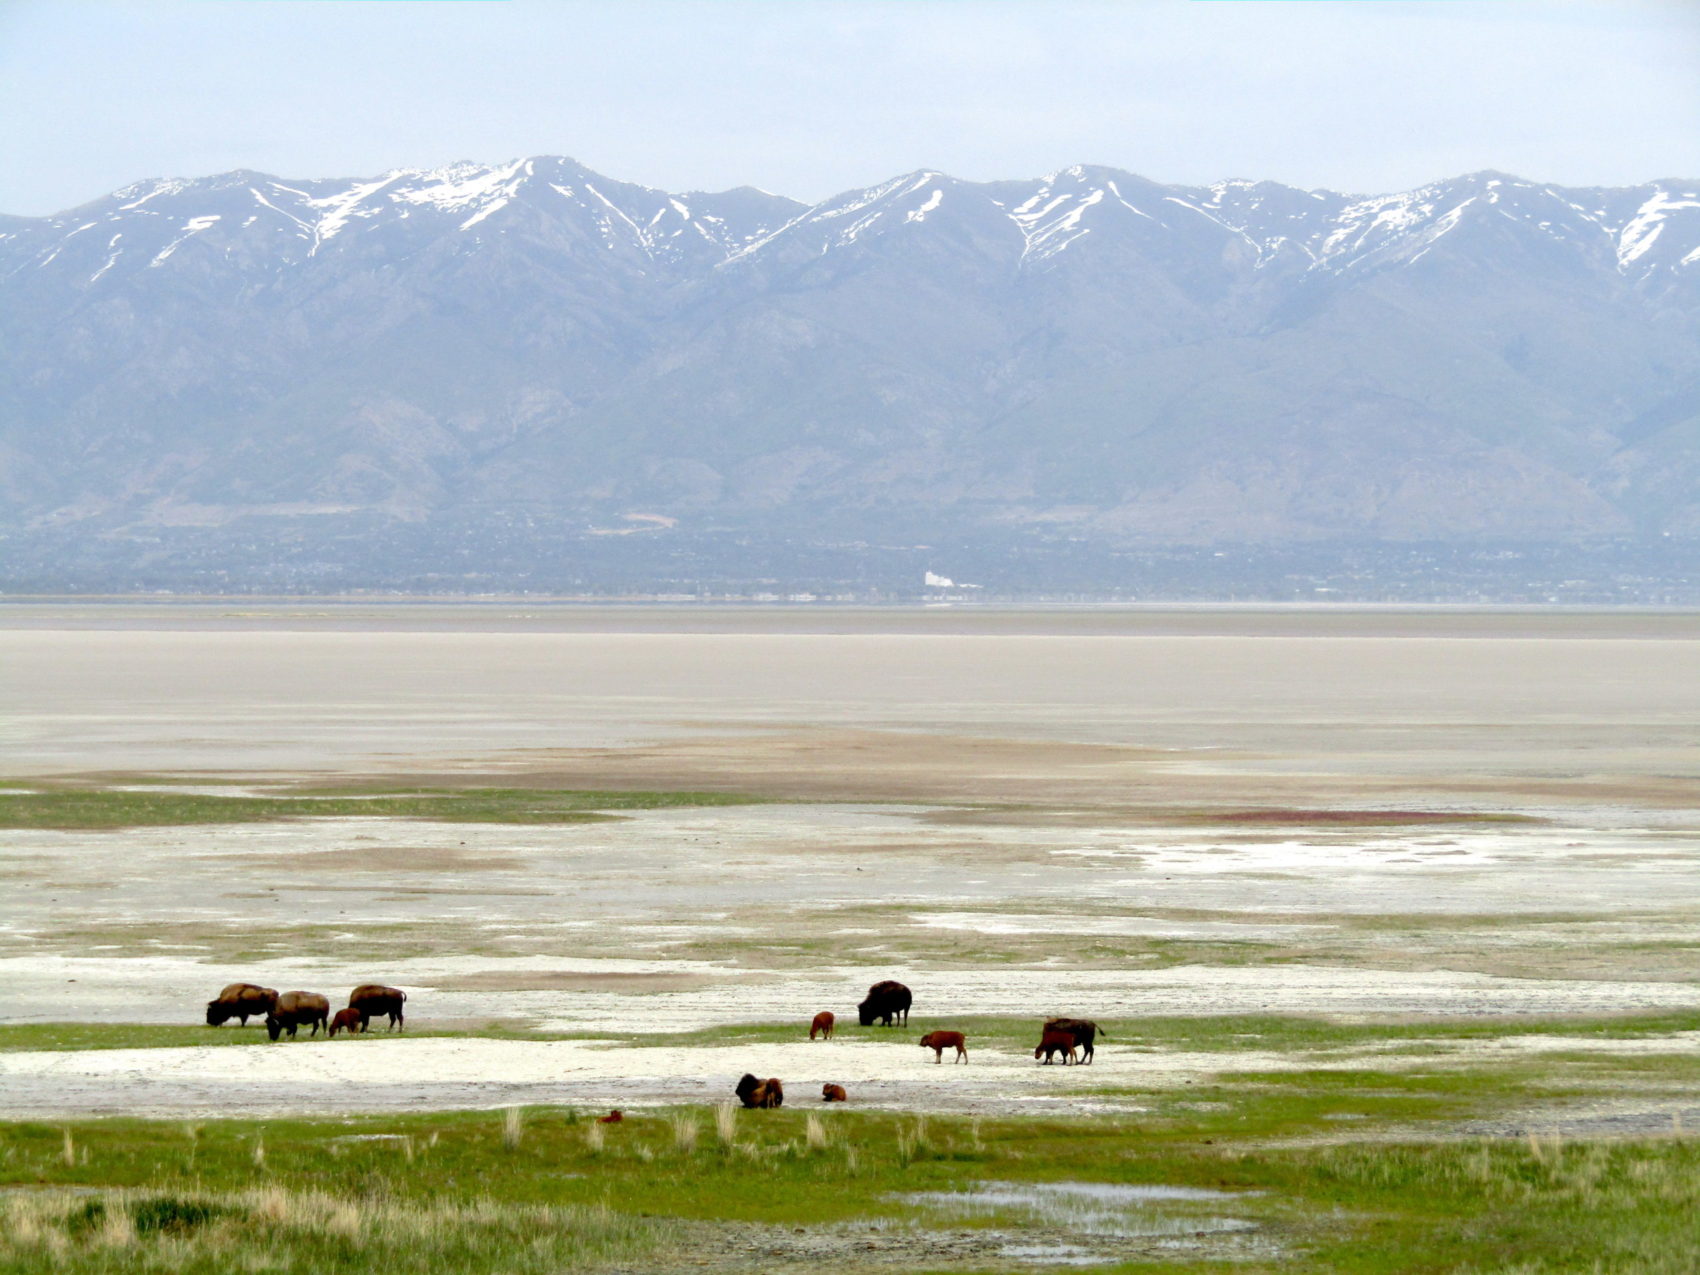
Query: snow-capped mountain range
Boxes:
[
  {"xmin": 11, "ymin": 157, "xmax": 1698, "ymax": 284},
  {"xmin": 3, "ymin": 156, "xmax": 1699, "ymax": 589}
]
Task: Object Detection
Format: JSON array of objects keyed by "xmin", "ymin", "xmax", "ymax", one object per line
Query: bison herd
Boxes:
[
  {"xmin": 204, "ymin": 975, "xmax": 1108, "ymax": 1110},
  {"xmin": 204, "ymin": 982, "xmax": 406, "ymax": 1041},
  {"xmin": 736, "ymin": 981, "xmax": 1106, "ymax": 1106}
]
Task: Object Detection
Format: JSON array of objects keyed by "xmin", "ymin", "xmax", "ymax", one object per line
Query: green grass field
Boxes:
[
  {"xmin": 3, "ymin": 1103, "xmax": 1696, "ymax": 1273},
  {"xmin": 0, "ymin": 784, "xmax": 766, "ymax": 830},
  {"xmin": 3, "ymin": 1011, "xmax": 1698, "ymax": 1272},
  {"xmin": 6, "ymin": 1008, "xmax": 1696, "ymax": 1057}
]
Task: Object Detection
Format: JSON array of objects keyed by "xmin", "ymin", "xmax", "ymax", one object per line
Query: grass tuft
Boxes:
[
  {"xmin": 804, "ymin": 1114, "xmax": 828, "ymax": 1151},
  {"xmin": 671, "ymin": 1114, "xmax": 698, "ymax": 1155}
]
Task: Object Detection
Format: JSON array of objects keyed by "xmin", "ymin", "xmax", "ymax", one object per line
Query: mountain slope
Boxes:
[{"xmin": 3, "ymin": 158, "xmax": 1698, "ymax": 590}]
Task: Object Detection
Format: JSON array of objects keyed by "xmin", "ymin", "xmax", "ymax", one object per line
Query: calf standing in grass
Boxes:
[
  {"xmin": 1034, "ymin": 1029, "xmax": 1079, "ymax": 1065},
  {"xmin": 328, "ymin": 1008, "xmax": 364, "ymax": 1037},
  {"xmin": 919, "ymin": 1030, "xmax": 968, "ymax": 1064},
  {"xmin": 809, "ymin": 1011, "xmax": 835, "ymax": 1040}
]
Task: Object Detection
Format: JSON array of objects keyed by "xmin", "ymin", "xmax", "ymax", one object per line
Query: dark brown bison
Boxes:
[
  {"xmin": 1035, "ymin": 1029, "xmax": 1079, "ymax": 1065},
  {"xmin": 328, "ymin": 1008, "xmax": 364, "ymax": 1038},
  {"xmin": 205, "ymin": 983, "xmax": 278, "ymax": 1026},
  {"xmin": 735, "ymin": 1074, "xmax": 784, "ymax": 1108},
  {"xmin": 348, "ymin": 984, "xmax": 406, "ymax": 1031},
  {"xmin": 919, "ymin": 1030, "xmax": 968, "ymax": 1064},
  {"xmin": 1044, "ymin": 1017, "xmax": 1103, "ymax": 1064},
  {"xmin": 857, "ymin": 980, "xmax": 911, "ymax": 1027},
  {"xmin": 810, "ymin": 1011, "xmax": 835, "ymax": 1040},
  {"xmin": 265, "ymin": 991, "xmax": 330, "ymax": 1041},
  {"xmin": 821, "ymin": 1083, "xmax": 847, "ymax": 1102}
]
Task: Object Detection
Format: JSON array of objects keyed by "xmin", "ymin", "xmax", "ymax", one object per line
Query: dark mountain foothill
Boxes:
[{"xmin": 3, "ymin": 157, "xmax": 1698, "ymax": 597}]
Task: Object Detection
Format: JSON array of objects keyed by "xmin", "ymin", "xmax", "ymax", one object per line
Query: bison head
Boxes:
[
  {"xmin": 857, "ymin": 1001, "xmax": 876, "ymax": 1026},
  {"xmin": 206, "ymin": 1001, "xmax": 231, "ymax": 1026},
  {"xmin": 264, "ymin": 1015, "xmax": 283, "ymax": 1042}
]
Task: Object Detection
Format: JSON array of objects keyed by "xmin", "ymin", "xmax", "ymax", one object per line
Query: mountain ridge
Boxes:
[{"xmin": 3, "ymin": 157, "xmax": 1698, "ymax": 594}]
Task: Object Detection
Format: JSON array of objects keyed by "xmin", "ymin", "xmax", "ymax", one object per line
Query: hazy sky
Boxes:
[{"xmin": 2, "ymin": 0, "xmax": 1697, "ymax": 216}]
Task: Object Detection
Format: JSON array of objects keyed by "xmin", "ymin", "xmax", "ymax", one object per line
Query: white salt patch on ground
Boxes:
[
  {"xmin": 10, "ymin": 1026, "xmax": 1690, "ymax": 1121},
  {"xmin": 5, "ymin": 953, "xmax": 1698, "ymax": 1036},
  {"xmin": 913, "ymin": 913, "xmax": 1329, "ymax": 939}
]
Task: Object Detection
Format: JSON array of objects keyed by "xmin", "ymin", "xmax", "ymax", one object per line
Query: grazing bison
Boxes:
[
  {"xmin": 919, "ymin": 1030, "xmax": 968, "ymax": 1064},
  {"xmin": 1034, "ymin": 1029, "xmax": 1079, "ymax": 1065},
  {"xmin": 810, "ymin": 1011, "xmax": 835, "ymax": 1041},
  {"xmin": 265, "ymin": 991, "xmax": 330, "ymax": 1041},
  {"xmin": 348, "ymin": 984, "xmax": 406, "ymax": 1032},
  {"xmin": 205, "ymin": 983, "xmax": 278, "ymax": 1027},
  {"xmin": 1044, "ymin": 1017, "xmax": 1104, "ymax": 1065},
  {"xmin": 735, "ymin": 1074, "xmax": 784, "ymax": 1108},
  {"xmin": 821, "ymin": 1084, "xmax": 847, "ymax": 1103},
  {"xmin": 857, "ymin": 980, "xmax": 912, "ymax": 1027},
  {"xmin": 328, "ymin": 1008, "xmax": 364, "ymax": 1038}
]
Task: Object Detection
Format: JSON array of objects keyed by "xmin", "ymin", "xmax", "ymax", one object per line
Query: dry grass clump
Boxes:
[
  {"xmin": 804, "ymin": 1114, "xmax": 829, "ymax": 1150},
  {"xmin": 0, "ymin": 1186, "xmax": 670, "ymax": 1273},
  {"xmin": 670, "ymin": 1114, "xmax": 699, "ymax": 1154},
  {"xmin": 713, "ymin": 1102, "xmax": 737, "ymax": 1146}
]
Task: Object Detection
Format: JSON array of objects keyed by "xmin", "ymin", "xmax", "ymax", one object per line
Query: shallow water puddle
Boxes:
[{"xmin": 901, "ymin": 1180, "xmax": 1257, "ymax": 1265}]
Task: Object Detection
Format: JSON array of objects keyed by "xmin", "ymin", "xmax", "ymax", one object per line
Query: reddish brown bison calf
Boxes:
[
  {"xmin": 205, "ymin": 983, "xmax": 278, "ymax": 1027},
  {"xmin": 919, "ymin": 1030, "xmax": 968, "ymax": 1064},
  {"xmin": 810, "ymin": 1011, "xmax": 835, "ymax": 1040},
  {"xmin": 328, "ymin": 1008, "xmax": 364, "ymax": 1037},
  {"xmin": 348, "ymin": 984, "xmax": 406, "ymax": 1032},
  {"xmin": 821, "ymin": 1084, "xmax": 847, "ymax": 1102},
  {"xmin": 1044, "ymin": 1017, "xmax": 1104, "ymax": 1064},
  {"xmin": 597, "ymin": 1110, "xmax": 624, "ymax": 1124},
  {"xmin": 735, "ymin": 1074, "xmax": 784, "ymax": 1108},
  {"xmin": 265, "ymin": 991, "xmax": 330, "ymax": 1041},
  {"xmin": 1034, "ymin": 1029, "xmax": 1079, "ymax": 1065}
]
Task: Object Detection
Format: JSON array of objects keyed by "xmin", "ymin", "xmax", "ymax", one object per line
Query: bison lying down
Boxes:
[
  {"xmin": 735, "ymin": 1074, "xmax": 784, "ymax": 1108},
  {"xmin": 266, "ymin": 991, "xmax": 330, "ymax": 1041},
  {"xmin": 919, "ymin": 1030, "xmax": 968, "ymax": 1064},
  {"xmin": 328, "ymin": 1008, "xmax": 364, "ymax": 1037},
  {"xmin": 821, "ymin": 1084, "xmax": 847, "ymax": 1102},
  {"xmin": 206, "ymin": 983, "xmax": 278, "ymax": 1027}
]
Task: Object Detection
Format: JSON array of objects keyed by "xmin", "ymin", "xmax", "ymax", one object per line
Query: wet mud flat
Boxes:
[
  {"xmin": 1, "ymin": 607, "xmax": 1697, "ymax": 1124},
  {"xmin": 3, "ymin": 793, "xmax": 1699, "ymax": 1119}
]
